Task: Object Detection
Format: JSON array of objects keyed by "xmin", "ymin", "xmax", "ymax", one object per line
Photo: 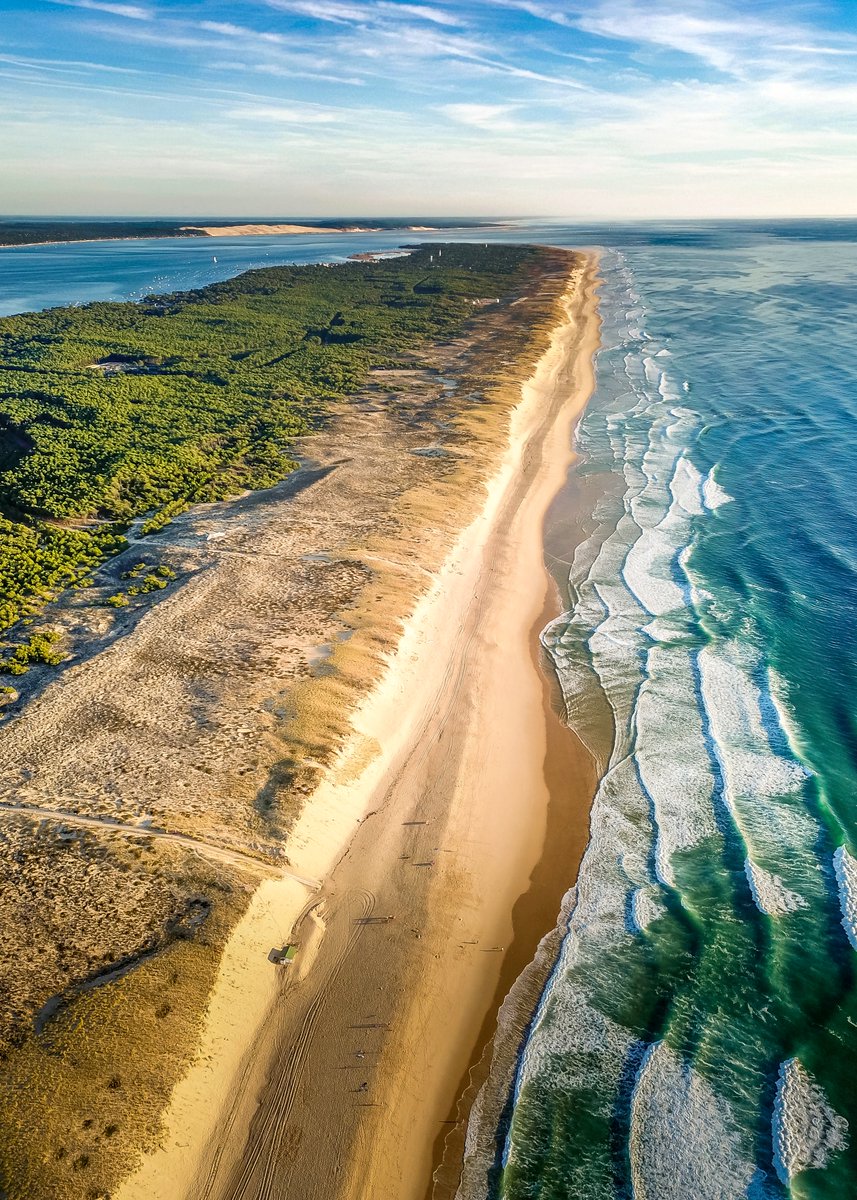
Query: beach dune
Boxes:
[{"xmin": 182, "ymin": 223, "xmax": 382, "ymax": 237}]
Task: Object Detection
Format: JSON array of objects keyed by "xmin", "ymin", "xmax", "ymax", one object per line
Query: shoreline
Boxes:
[
  {"xmin": 182, "ymin": 223, "xmax": 385, "ymax": 236},
  {"xmin": 0, "ymin": 223, "xmax": 497, "ymax": 252},
  {"xmin": 428, "ymin": 577, "xmax": 601, "ymax": 1197},
  {"xmin": 117, "ymin": 251, "xmax": 601, "ymax": 1200},
  {"xmin": 0, "ymin": 235, "xmax": 204, "ymax": 250},
  {"xmin": 0, "ymin": 230, "xmax": 380, "ymax": 250}
]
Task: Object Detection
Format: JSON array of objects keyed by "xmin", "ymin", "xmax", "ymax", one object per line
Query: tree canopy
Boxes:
[{"xmin": 0, "ymin": 243, "xmax": 545, "ymax": 633}]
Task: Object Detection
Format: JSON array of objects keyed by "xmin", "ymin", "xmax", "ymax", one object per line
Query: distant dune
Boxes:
[{"xmin": 184, "ymin": 222, "xmax": 384, "ymax": 236}]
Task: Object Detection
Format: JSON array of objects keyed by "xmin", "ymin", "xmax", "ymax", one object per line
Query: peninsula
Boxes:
[{"xmin": 0, "ymin": 243, "xmax": 599, "ymax": 1200}]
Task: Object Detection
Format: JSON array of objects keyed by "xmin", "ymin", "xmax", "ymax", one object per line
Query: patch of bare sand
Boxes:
[
  {"xmin": 183, "ymin": 224, "xmax": 381, "ymax": 237},
  {"xmin": 131, "ymin": 253, "xmax": 601, "ymax": 1200}
]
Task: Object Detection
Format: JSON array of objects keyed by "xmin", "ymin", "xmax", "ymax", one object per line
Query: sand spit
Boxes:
[
  {"xmin": 183, "ymin": 223, "xmax": 453, "ymax": 238},
  {"xmin": 125, "ymin": 254, "xmax": 601, "ymax": 1200},
  {"xmin": 0, "ymin": 224, "xmax": 446, "ymax": 250},
  {"xmin": 183, "ymin": 223, "xmax": 383, "ymax": 237}
]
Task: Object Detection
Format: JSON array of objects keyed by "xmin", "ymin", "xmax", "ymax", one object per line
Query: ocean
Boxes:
[
  {"xmin": 3, "ymin": 219, "xmax": 857, "ymax": 1196},
  {"xmin": 497, "ymin": 224, "xmax": 857, "ymax": 1200}
]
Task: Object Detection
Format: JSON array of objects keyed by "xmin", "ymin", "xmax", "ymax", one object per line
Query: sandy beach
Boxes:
[
  {"xmin": 182, "ymin": 223, "xmax": 383, "ymax": 237},
  {"xmin": 0, "ymin": 226, "xmax": 375, "ymax": 249},
  {"xmin": 115, "ymin": 251, "xmax": 601, "ymax": 1200},
  {"xmin": 0, "ymin": 223, "xmax": 440, "ymax": 250}
]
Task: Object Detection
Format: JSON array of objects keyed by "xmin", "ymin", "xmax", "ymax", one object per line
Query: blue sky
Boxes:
[{"xmin": 2, "ymin": 0, "xmax": 857, "ymax": 217}]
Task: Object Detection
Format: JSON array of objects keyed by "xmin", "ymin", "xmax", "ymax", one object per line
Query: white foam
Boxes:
[
  {"xmin": 636, "ymin": 646, "xmax": 718, "ymax": 886},
  {"xmin": 630, "ymin": 1042, "xmax": 757, "ymax": 1199},
  {"xmin": 660, "ymin": 376, "xmax": 684, "ymax": 403},
  {"xmin": 702, "ymin": 467, "xmax": 734, "ymax": 510},
  {"xmin": 728, "ymin": 749, "xmax": 810, "ymax": 798},
  {"xmin": 622, "ymin": 459, "xmax": 701, "ymax": 621},
  {"xmin": 671, "ymin": 454, "xmax": 704, "ymax": 516},
  {"xmin": 519, "ymin": 994, "xmax": 636, "ymax": 1102},
  {"xmin": 744, "ymin": 859, "xmax": 807, "ymax": 916},
  {"xmin": 643, "ymin": 355, "xmax": 661, "ymax": 386},
  {"xmin": 505, "ymin": 767, "xmax": 649, "ymax": 1164},
  {"xmin": 499, "ymin": 251, "xmax": 830, "ymax": 1195},
  {"xmin": 510, "ymin": 755, "xmax": 656, "ymax": 1098},
  {"xmin": 630, "ymin": 887, "xmax": 667, "ymax": 932},
  {"xmin": 582, "ymin": 532, "xmax": 649, "ymax": 746},
  {"xmin": 623, "ymin": 526, "xmax": 686, "ymax": 617},
  {"xmin": 623, "ymin": 459, "xmax": 647, "ymax": 493},
  {"xmin": 772, "ymin": 1058, "xmax": 848, "ymax": 1183},
  {"xmin": 697, "ymin": 644, "xmax": 814, "ymax": 839},
  {"xmin": 833, "ymin": 845, "xmax": 857, "ymax": 951}
]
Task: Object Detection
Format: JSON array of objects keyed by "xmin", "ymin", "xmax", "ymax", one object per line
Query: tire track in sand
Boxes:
[{"xmin": 192, "ymin": 887, "xmax": 376, "ymax": 1200}]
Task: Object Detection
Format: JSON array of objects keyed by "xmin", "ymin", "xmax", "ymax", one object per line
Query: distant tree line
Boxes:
[
  {"xmin": 0, "ymin": 221, "xmax": 205, "ymax": 247},
  {"xmin": 0, "ymin": 219, "xmax": 491, "ymax": 248}
]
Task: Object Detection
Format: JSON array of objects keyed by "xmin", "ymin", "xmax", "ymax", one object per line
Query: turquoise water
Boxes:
[
  {"xmin": 4, "ymin": 220, "xmax": 857, "ymax": 1197},
  {"xmin": 494, "ymin": 228, "xmax": 857, "ymax": 1199}
]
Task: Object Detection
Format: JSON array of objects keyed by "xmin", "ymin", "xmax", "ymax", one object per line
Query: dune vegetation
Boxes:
[{"xmin": 0, "ymin": 244, "xmax": 544, "ymax": 644}]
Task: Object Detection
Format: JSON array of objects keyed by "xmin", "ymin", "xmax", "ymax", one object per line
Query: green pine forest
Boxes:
[{"xmin": 0, "ymin": 244, "xmax": 544, "ymax": 638}]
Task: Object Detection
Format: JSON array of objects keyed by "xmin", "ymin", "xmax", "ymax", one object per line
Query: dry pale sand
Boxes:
[
  {"xmin": 116, "ymin": 252, "xmax": 601, "ymax": 1200},
  {"xmin": 183, "ymin": 224, "xmax": 381, "ymax": 237}
]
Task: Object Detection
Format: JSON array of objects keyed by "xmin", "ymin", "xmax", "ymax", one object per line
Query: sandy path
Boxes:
[
  {"xmin": 0, "ymin": 802, "xmax": 318, "ymax": 884},
  {"xmin": 150, "ymin": 253, "xmax": 601, "ymax": 1200}
]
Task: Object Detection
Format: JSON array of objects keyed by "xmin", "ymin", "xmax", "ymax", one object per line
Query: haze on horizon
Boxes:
[{"xmin": 2, "ymin": 0, "xmax": 856, "ymax": 220}]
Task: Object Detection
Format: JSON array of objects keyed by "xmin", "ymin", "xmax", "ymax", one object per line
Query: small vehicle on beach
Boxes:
[{"xmin": 268, "ymin": 944, "xmax": 298, "ymax": 966}]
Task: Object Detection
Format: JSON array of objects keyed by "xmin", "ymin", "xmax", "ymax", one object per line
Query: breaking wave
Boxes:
[{"xmin": 458, "ymin": 241, "xmax": 857, "ymax": 1199}]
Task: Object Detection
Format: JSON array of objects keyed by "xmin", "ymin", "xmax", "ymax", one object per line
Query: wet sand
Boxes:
[{"xmin": 428, "ymin": 579, "xmax": 601, "ymax": 1198}]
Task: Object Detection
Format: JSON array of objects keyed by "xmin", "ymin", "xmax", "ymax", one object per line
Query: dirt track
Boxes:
[{"xmin": 0, "ymin": 802, "xmax": 320, "ymax": 884}]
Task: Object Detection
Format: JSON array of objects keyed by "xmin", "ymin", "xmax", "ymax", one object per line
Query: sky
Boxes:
[{"xmin": 2, "ymin": 0, "xmax": 856, "ymax": 218}]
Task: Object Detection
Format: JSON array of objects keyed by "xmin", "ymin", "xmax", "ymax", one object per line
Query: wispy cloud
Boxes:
[
  {"xmin": 773, "ymin": 42, "xmax": 857, "ymax": 58},
  {"xmin": 491, "ymin": 0, "xmax": 835, "ymax": 79},
  {"xmin": 263, "ymin": 0, "xmax": 373, "ymax": 23},
  {"xmin": 246, "ymin": 61, "xmax": 366, "ymax": 85},
  {"xmin": 226, "ymin": 103, "xmax": 344, "ymax": 123},
  {"xmin": 0, "ymin": 52, "xmax": 144, "ymax": 75},
  {"xmin": 571, "ymin": 3, "xmax": 796, "ymax": 75},
  {"xmin": 7, "ymin": 0, "xmax": 857, "ymax": 217},
  {"xmin": 200, "ymin": 21, "xmax": 286, "ymax": 43},
  {"xmin": 52, "ymin": 0, "xmax": 153, "ymax": 19},
  {"xmin": 468, "ymin": 56, "xmax": 591, "ymax": 90},
  {"xmin": 485, "ymin": 1, "xmax": 576, "ymax": 29},
  {"xmin": 384, "ymin": 4, "xmax": 463, "ymax": 26},
  {"xmin": 264, "ymin": 0, "xmax": 464, "ymax": 26},
  {"xmin": 438, "ymin": 101, "xmax": 518, "ymax": 129}
]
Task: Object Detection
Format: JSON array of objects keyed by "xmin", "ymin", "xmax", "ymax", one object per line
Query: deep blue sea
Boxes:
[{"xmin": 3, "ymin": 219, "xmax": 857, "ymax": 1197}]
